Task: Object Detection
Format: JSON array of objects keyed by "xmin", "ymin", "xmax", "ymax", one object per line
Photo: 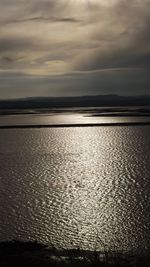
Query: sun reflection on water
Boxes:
[{"xmin": 0, "ymin": 126, "xmax": 150, "ymax": 252}]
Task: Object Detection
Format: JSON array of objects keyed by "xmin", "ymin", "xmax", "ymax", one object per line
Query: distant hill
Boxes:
[{"xmin": 0, "ymin": 95, "xmax": 150, "ymax": 109}]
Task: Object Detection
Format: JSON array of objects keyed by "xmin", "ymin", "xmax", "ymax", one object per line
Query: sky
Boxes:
[{"xmin": 0, "ymin": 0, "xmax": 150, "ymax": 99}]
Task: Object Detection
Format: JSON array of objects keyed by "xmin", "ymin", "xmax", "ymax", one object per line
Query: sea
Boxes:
[{"xmin": 0, "ymin": 111, "xmax": 150, "ymax": 253}]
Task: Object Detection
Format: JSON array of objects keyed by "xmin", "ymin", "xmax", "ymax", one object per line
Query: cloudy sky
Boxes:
[{"xmin": 0, "ymin": 0, "xmax": 150, "ymax": 99}]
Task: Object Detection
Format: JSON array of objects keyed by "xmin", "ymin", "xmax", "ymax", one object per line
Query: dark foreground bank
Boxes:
[{"xmin": 0, "ymin": 241, "xmax": 150, "ymax": 267}]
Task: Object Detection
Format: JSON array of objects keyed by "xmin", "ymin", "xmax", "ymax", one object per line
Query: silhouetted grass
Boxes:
[{"xmin": 0, "ymin": 240, "xmax": 150, "ymax": 267}]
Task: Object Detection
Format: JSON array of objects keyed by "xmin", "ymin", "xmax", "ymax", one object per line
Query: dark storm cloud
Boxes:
[
  {"xmin": 26, "ymin": 16, "xmax": 78, "ymax": 23},
  {"xmin": 6, "ymin": 16, "xmax": 80, "ymax": 24}
]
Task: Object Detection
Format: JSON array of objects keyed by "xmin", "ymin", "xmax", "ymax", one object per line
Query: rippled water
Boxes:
[{"xmin": 0, "ymin": 123, "xmax": 150, "ymax": 252}]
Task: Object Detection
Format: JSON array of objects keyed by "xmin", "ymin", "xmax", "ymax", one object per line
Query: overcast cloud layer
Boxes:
[{"xmin": 0, "ymin": 0, "xmax": 150, "ymax": 99}]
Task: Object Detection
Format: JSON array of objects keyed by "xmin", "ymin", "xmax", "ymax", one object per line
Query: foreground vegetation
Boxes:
[{"xmin": 0, "ymin": 240, "xmax": 150, "ymax": 267}]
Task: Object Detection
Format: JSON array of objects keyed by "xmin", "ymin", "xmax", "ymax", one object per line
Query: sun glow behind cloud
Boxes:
[{"xmin": 0, "ymin": 0, "xmax": 150, "ymax": 98}]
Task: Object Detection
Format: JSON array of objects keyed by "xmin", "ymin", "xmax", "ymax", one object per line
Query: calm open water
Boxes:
[{"xmin": 0, "ymin": 115, "xmax": 150, "ymax": 253}]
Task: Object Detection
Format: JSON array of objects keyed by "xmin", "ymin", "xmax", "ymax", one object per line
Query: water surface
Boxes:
[{"xmin": 0, "ymin": 115, "xmax": 150, "ymax": 253}]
